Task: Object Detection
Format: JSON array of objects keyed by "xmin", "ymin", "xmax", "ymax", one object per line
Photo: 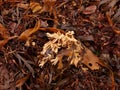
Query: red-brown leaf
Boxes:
[
  {"xmin": 83, "ymin": 5, "xmax": 97, "ymax": 15},
  {"xmin": 16, "ymin": 74, "xmax": 30, "ymax": 87}
]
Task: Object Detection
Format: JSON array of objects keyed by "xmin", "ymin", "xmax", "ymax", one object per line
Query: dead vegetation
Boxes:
[{"xmin": 0, "ymin": 0, "xmax": 120, "ymax": 90}]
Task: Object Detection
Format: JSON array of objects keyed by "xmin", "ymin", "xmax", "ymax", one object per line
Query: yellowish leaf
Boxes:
[
  {"xmin": 39, "ymin": 31, "xmax": 83, "ymax": 69},
  {"xmin": 30, "ymin": 2, "xmax": 42, "ymax": 13}
]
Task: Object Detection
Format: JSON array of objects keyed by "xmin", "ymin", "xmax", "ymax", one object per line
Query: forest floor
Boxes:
[{"xmin": 0, "ymin": 0, "xmax": 120, "ymax": 90}]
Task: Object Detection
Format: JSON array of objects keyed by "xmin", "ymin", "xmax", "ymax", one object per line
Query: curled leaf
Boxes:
[
  {"xmin": 30, "ymin": 1, "xmax": 42, "ymax": 13},
  {"xmin": 19, "ymin": 17, "xmax": 40, "ymax": 40}
]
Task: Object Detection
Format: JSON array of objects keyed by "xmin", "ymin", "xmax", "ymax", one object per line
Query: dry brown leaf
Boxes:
[
  {"xmin": 17, "ymin": 3, "xmax": 29, "ymax": 9},
  {"xmin": 106, "ymin": 12, "xmax": 120, "ymax": 35},
  {"xmin": 82, "ymin": 47, "xmax": 100, "ymax": 70},
  {"xmin": 82, "ymin": 48, "xmax": 115, "ymax": 89},
  {"xmin": 30, "ymin": 1, "xmax": 42, "ymax": 13},
  {"xmin": 0, "ymin": 23, "xmax": 10, "ymax": 39},
  {"xmin": 19, "ymin": 17, "xmax": 40, "ymax": 40},
  {"xmin": 19, "ymin": 28, "xmax": 33, "ymax": 40},
  {"xmin": 30, "ymin": 0, "xmax": 56, "ymax": 15},
  {"xmin": 39, "ymin": 27, "xmax": 65, "ymax": 34},
  {"xmin": 83, "ymin": 5, "xmax": 97, "ymax": 15},
  {"xmin": 0, "ymin": 23, "xmax": 10, "ymax": 48},
  {"xmin": 0, "ymin": 39, "xmax": 9, "ymax": 48},
  {"xmin": 16, "ymin": 74, "xmax": 30, "ymax": 87},
  {"xmin": 40, "ymin": 0, "xmax": 56, "ymax": 15},
  {"xmin": 30, "ymin": 0, "xmax": 58, "ymax": 27},
  {"xmin": 113, "ymin": 29, "xmax": 120, "ymax": 35},
  {"xmin": 106, "ymin": 12, "xmax": 113, "ymax": 26}
]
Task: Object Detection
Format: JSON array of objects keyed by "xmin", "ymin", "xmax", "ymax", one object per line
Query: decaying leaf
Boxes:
[
  {"xmin": 19, "ymin": 17, "xmax": 40, "ymax": 40},
  {"xmin": 41, "ymin": 0, "xmax": 58, "ymax": 27},
  {"xmin": 0, "ymin": 23, "xmax": 9, "ymax": 39},
  {"xmin": 17, "ymin": 3, "xmax": 29, "ymax": 9},
  {"xmin": 83, "ymin": 5, "xmax": 97, "ymax": 15},
  {"xmin": 0, "ymin": 23, "xmax": 10, "ymax": 48},
  {"xmin": 30, "ymin": 1, "xmax": 42, "ymax": 13},
  {"xmin": 82, "ymin": 47, "xmax": 100, "ymax": 70},
  {"xmin": 30, "ymin": 0, "xmax": 56, "ymax": 15},
  {"xmin": 39, "ymin": 27, "xmax": 65, "ymax": 33},
  {"xmin": 0, "ymin": 39, "xmax": 9, "ymax": 48},
  {"xmin": 38, "ymin": 31, "xmax": 100, "ymax": 70},
  {"xmin": 40, "ymin": 0, "xmax": 56, "ymax": 15},
  {"xmin": 16, "ymin": 74, "xmax": 30, "ymax": 87}
]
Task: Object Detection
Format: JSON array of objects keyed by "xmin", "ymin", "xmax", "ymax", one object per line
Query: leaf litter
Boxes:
[{"xmin": 0, "ymin": 0, "xmax": 120, "ymax": 90}]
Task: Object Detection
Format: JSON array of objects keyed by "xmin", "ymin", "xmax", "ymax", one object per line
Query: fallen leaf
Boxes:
[
  {"xmin": 19, "ymin": 17, "xmax": 40, "ymax": 40},
  {"xmin": 0, "ymin": 23, "xmax": 10, "ymax": 48},
  {"xmin": 30, "ymin": 1, "xmax": 42, "ymax": 13},
  {"xmin": 40, "ymin": 0, "xmax": 56, "ymax": 15},
  {"xmin": 83, "ymin": 5, "xmax": 97, "ymax": 15},
  {"xmin": 39, "ymin": 27, "xmax": 65, "ymax": 33},
  {"xmin": 106, "ymin": 12, "xmax": 113, "ymax": 26},
  {"xmin": 17, "ymin": 3, "xmax": 29, "ymax": 9},
  {"xmin": 0, "ymin": 23, "xmax": 10, "ymax": 39},
  {"xmin": 16, "ymin": 74, "xmax": 30, "ymax": 87},
  {"xmin": 0, "ymin": 39, "xmax": 9, "ymax": 48},
  {"xmin": 113, "ymin": 28, "xmax": 120, "ymax": 35},
  {"xmin": 82, "ymin": 47, "xmax": 100, "ymax": 70}
]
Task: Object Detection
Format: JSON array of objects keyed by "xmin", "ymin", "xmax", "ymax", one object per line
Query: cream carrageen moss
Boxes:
[{"xmin": 39, "ymin": 31, "xmax": 84, "ymax": 69}]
